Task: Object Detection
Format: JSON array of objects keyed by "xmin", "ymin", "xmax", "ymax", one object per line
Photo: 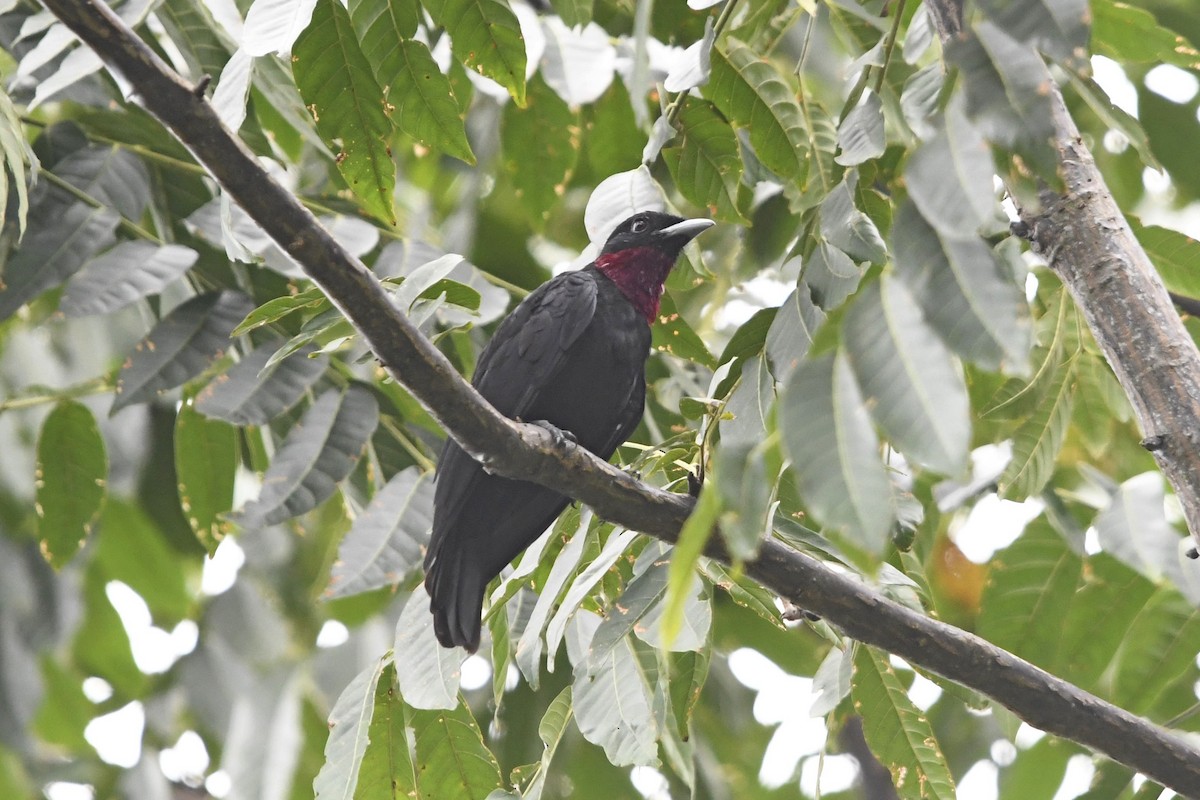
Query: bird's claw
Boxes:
[{"xmin": 527, "ymin": 419, "xmax": 578, "ymax": 447}]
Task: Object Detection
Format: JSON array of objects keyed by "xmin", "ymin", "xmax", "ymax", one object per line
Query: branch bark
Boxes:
[
  {"xmin": 929, "ymin": 0, "xmax": 1200, "ymax": 551},
  {"xmin": 39, "ymin": 0, "xmax": 1200, "ymax": 795}
]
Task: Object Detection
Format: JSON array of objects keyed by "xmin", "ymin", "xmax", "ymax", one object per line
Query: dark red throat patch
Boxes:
[{"xmin": 594, "ymin": 246, "xmax": 677, "ymax": 324}]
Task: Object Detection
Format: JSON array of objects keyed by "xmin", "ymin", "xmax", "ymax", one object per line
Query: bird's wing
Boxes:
[
  {"xmin": 429, "ymin": 270, "xmax": 599, "ymax": 545},
  {"xmin": 471, "ymin": 269, "xmax": 599, "ymax": 417}
]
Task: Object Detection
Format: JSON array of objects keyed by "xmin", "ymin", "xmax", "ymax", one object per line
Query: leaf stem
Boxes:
[
  {"xmin": 872, "ymin": 0, "xmax": 908, "ymax": 95},
  {"xmin": 40, "ymin": 166, "xmax": 163, "ymax": 244}
]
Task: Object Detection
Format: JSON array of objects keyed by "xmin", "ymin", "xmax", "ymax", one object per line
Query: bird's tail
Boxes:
[{"xmin": 424, "ymin": 547, "xmax": 486, "ymax": 653}]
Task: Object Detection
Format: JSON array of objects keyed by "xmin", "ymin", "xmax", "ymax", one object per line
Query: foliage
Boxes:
[{"xmin": 1, "ymin": 0, "xmax": 1200, "ymax": 798}]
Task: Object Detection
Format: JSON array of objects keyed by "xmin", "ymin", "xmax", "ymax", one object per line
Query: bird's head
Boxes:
[{"xmin": 595, "ymin": 211, "xmax": 714, "ymax": 323}]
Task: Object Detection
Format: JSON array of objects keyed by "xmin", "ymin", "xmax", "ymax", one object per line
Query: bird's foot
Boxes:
[{"xmin": 526, "ymin": 419, "xmax": 578, "ymax": 448}]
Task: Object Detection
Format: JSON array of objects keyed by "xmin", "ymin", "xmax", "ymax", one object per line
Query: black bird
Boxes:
[{"xmin": 423, "ymin": 211, "xmax": 714, "ymax": 651}]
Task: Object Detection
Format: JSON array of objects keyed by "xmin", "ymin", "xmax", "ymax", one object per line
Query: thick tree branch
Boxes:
[
  {"xmin": 40, "ymin": 0, "xmax": 1200, "ymax": 795},
  {"xmin": 1022, "ymin": 97, "xmax": 1200, "ymax": 540},
  {"xmin": 929, "ymin": 0, "xmax": 1200, "ymax": 551}
]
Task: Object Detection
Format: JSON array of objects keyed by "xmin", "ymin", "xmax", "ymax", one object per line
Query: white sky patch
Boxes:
[
  {"xmin": 82, "ymin": 677, "xmax": 113, "ymax": 703},
  {"xmin": 460, "ymin": 654, "xmax": 492, "ymax": 691},
  {"xmin": 206, "ymin": 770, "xmax": 232, "ymax": 798},
  {"xmin": 1052, "ymin": 754, "xmax": 1096, "ymax": 800},
  {"xmin": 1145, "ymin": 65, "xmax": 1199, "ymax": 104},
  {"xmin": 959, "ymin": 759, "xmax": 1000, "ymax": 800},
  {"xmin": 85, "ymin": 701, "xmax": 144, "ymax": 768},
  {"xmin": 952, "ymin": 494, "xmax": 1044, "ymax": 563},
  {"xmin": 1103, "ymin": 129, "xmax": 1130, "ymax": 154},
  {"xmin": 202, "ymin": 536, "xmax": 245, "ymax": 596},
  {"xmin": 316, "ymin": 620, "xmax": 350, "ymax": 649},
  {"xmin": 46, "ymin": 784, "xmax": 94, "ymax": 800},
  {"xmin": 630, "ymin": 766, "xmax": 670, "ymax": 800},
  {"xmin": 798, "ymin": 753, "xmax": 858, "ymax": 796},
  {"xmin": 729, "ymin": 648, "xmax": 829, "ymax": 786},
  {"xmin": 106, "ymin": 581, "xmax": 198, "ymax": 674},
  {"xmin": 1091, "ymin": 56, "xmax": 1139, "ymax": 116},
  {"xmin": 908, "ymin": 671, "xmax": 943, "ymax": 711},
  {"xmin": 1143, "ymin": 167, "xmax": 1173, "ymax": 195},
  {"xmin": 991, "ymin": 738, "xmax": 1018, "ymax": 766},
  {"xmin": 159, "ymin": 730, "xmax": 210, "ymax": 784},
  {"xmin": 1015, "ymin": 722, "xmax": 1047, "ymax": 749}
]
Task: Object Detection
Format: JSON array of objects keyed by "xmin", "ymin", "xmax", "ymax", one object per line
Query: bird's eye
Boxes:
[{"xmin": 630, "ymin": 218, "xmax": 648, "ymax": 233}]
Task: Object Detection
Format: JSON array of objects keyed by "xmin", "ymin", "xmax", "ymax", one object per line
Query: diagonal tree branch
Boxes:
[
  {"xmin": 38, "ymin": 0, "xmax": 1200, "ymax": 795},
  {"xmin": 927, "ymin": 0, "xmax": 1200, "ymax": 551}
]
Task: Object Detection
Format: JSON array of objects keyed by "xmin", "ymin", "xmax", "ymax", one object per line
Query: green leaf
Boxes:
[
  {"xmin": 1057, "ymin": 554, "xmax": 1155, "ymax": 689},
  {"xmin": 668, "ymin": 648, "xmax": 710, "ymax": 740},
  {"xmin": 350, "ymin": 0, "xmax": 475, "ymax": 164},
  {"xmin": 705, "ymin": 38, "xmax": 808, "ymax": 182},
  {"xmin": 976, "ymin": 0, "xmax": 1090, "ymax": 63},
  {"xmin": 780, "ymin": 352, "xmax": 894, "ymax": 553},
  {"xmin": 1113, "ymin": 590, "xmax": 1200, "ymax": 714},
  {"xmin": 231, "ymin": 386, "xmax": 379, "ymax": 527},
  {"xmin": 516, "ymin": 686, "xmax": 574, "ymax": 800},
  {"xmin": 0, "ymin": 204, "xmax": 119, "ymax": 321},
  {"xmin": 999, "ymin": 354, "xmax": 1074, "ymax": 499},
  {"xmin": 586, "ymin": 550, "xmax": 671, "ymax": 664},
  {"xmin": 545, "ymin": 528, "xmax": 639, "ymax": 654},
  {"xmin": 422, "ymin": 0, "xmax": 527, "ymax": 105},
  {"xmin": 113, "ymin": 291, "xmax": 256, "ymax": 413},
  {"xmin": 36, "ymin": 401, "xmax": 106, "ymax": 568},
  {"xmin": 314, "ymin": 657, "xmax": 387, "ymax": 800},
  {"xmin": 662, "ymin": 98, "xmax": 749, "ymax": 223},
  {"xmin": 836, "ymin": 90, "xmax": 885, "ymax": 166},
  {"xmin": 394, "ymin": 588, "xmax": 467, "ymax": 709},
  {"xmin": 662, "ymin": 486, "xmax": 721, "ymax": 650},
  {"xmin": 409, "ymin": 703, "xmax": 503, "ymax": 800},
  {"xmin": 175, "ymin": 401, "xmax": 237, "ymax": 554},
  {"xmin": 327, "ymin": 467, "xmax": 433, "ymax": 598},
  {"xmin": 819, "ymin": 173, "xmax": 887, "ymax": 264},
  {"xmin": 232, "ymin": 285, "xmax": 330, "ymax": 336},
  {"xmin": 946, "ymin": 21, "xmax": 1058, "ymax": 175},
  {"xmin": 195, "ymin": 342, "xmax": 330, "ymax": 427},
  {"xmin": 156, "ymin": 0, "xmax": 234, "ymax": 80},
  {"xmin": 59, "ymin": 242, "xmax": 198, "ymax": 318},
  {"xmin": 355, "ymin": 662, "xmax": 417, "ymax": 799},
  {"xmin": 852, "ymin": 646, "xmax": 956, "ymax": 800},
  {"xmin": 33, "ymin": 659, "xmax": 91, "ymax": 751},
  {"xmin": 1091, "ymin": 0, "xmax": 1200, "ymax": 69},
  {"xmin": 94, "ymin": 499, "xmax": 192, "ymax": 623},
  {"xmin": 804, "ymin": 240, "xmax": 863, "ymax": 311},
  {"xmin": 905, "ymin": 98, "xmax": 997, "ymax": 236},
  {"xmin": 1068, "ymin": 74, "xmax": 1159, "ymax": 171},
  {"xmin": 550, "ymin": 0, "xmax": 592, "ymax": 27},
  {"xmin": 843, "ymin": 277, "xmax": 970, "ymax": 475},
  {"xmin": 700, "ymin": 560, "xmax": 785, "ymax": 628},
  {"xmin": 765, "ymin": 286, "xmax": 825, "ymax": 383},
  {"xmin": 349, "ymin": 0, "xmax": 417, "ymax": 48},
  {"xmin": 1134, "ymin": 222, "xmax": 1200, "ymax": 298},
  {"xmin": 892, "ymin": 201, "xmax": 1032, "ymax": 373},
  {"xmin": 573, "ymin": 635, "xmax": 659, "ymax": 766},
  {"xmin": 502, "ymin": 77, "xmax": 578, "ymax": 227},
  {"xmin": 978, "ymin": 518, "xmax": 1082, "ymax": 671},
  {"xmin": 653, "ymin": 292, "xmax": 716, "ymax": 367},
  {"xmin": 293, "ymin": 0, "xmax": 397, "ymax": 224},
  {"xmin": 0, "ymin": 86, "xmax": 33, "ymax": 238},
  {"xmin": 1093, "ymin": 473, "xmax": 1186, "ymax": 585}
]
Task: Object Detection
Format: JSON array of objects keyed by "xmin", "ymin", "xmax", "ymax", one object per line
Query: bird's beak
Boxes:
[{"xmin": 658, "ymin": 218, "xmax": 716, "ymax": 244}]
